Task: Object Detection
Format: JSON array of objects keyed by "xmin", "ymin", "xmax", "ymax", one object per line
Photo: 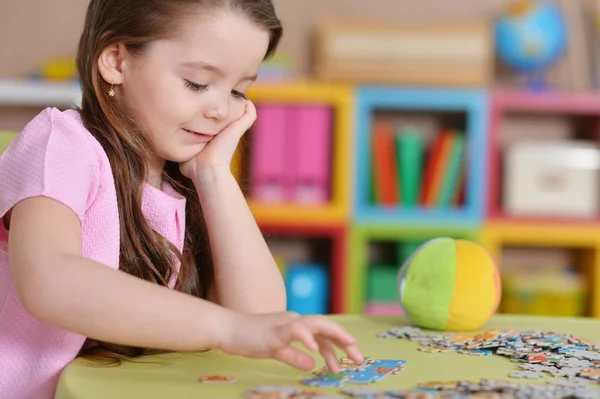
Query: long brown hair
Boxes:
[{"xmin": 75, "ymin": 0, "xmax": 282, "ymax": 364}]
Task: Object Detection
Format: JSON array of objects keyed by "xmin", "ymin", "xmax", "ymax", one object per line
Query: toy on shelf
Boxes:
[
  {"xmin": 313, "ymin": 19, "xmax": 493, "ymax": 86},
  {"xmin": 261, "ymin": 223, "xmax": 346, "ymax": 313},
  {"xmin": 495, "ymin": 0, "xmax": 567, "ymax": 91},
  {"xmin": 31, "ymin": 56, "xmax": 78, "ymax": 83},
  {"xmin": 503, "ymin": 141, "xmax": 600, "ymax": 218},
  {"xmin": 284, "ymin": 262, "xmax": 330, "ymax": 315},
  {"xmin": 249, "ymin": 103, "xmax": 333, "ymax": 204},
  {"xmin": 257, "ymin": 53, "xmax": 293, "ymax": 82},
  {"xmin": 397, "ymin": 237, "xmax": 501, "ymax": 331},
  {"xmin": 502, "ymin": 266, "xmax": 588, "ymax": 317}
]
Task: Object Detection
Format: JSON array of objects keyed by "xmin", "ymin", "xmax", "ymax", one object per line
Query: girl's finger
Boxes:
[
  {"xmin": 300, "ymin": 316, "xmax": 364, "ymax": 363},
  {"xmin": 273, "ymin": 346, "xmax": 316, "ymax": 371},
  {"xmin": 281, "ymin": 322, "xmax": 319, "ymax": 353},
  {"xmin": 222, "ymin": 100, "xmax": 256, "ymax": 139},
  {"xmin": 342, "ymin": 344, "xmax": 364, "ymax": 365},
  {"xmin": 316, "ymin": 336, "xmax": 340, "ymax": 374}
]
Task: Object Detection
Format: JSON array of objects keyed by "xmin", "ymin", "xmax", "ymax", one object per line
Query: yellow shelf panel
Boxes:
[
  {"xmin": 248, "ymin": 200, "xmax": 346, "ymax": 226},
  {"xmin": 481, "ymin": 222, "xmax": 600, "ymax": 251},
  {"xmin": 248, "ymin": 81, "xmax": 354, "ymax": 103}
]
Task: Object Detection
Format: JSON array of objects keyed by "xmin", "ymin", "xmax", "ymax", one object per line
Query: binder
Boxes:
[
  {"xmin": 291, "ymin": 105, "xmax": 333, "ymax": 203},
  {"xmin": 249, "ymin": 104, "xmax": 292, "ymax": 202}
]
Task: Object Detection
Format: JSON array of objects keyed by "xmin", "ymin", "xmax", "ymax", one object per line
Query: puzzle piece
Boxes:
[
  {"xmin": 301, "ymin": 376, "xmax": 346, "ymax": 388},
  {"xmin": 508, "ymin": 370, "xmax": 545, "ymax": 379},
  {"xmin": 304, "ymin": 358, "xmax": 406, "ymax": 388},
  {"xmin": 241, "ymin": 385, "xmax": 301, "ymax": 399},
  {"xmin": 199, "ymin": 375, "xmax": 235, "ymax": 384},
  {"xmin": 579, "ymin": 367, "xmax": 600, "ymax": 382},
  {"xmin": 377, "ymin": 325, "xmax": 600, "ymax": 386}
]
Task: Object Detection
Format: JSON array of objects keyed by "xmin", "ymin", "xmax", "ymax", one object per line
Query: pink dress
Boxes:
[{"xmin": 0, "ymin": 108, "xmax": 187, "ymax": 399}]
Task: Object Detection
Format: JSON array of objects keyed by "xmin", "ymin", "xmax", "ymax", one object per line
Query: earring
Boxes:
[{"xmin": 108, "ymin": 82, "xmax": 115, "ymax": 97}]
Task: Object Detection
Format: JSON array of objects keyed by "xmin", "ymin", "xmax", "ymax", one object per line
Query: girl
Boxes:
[{"xmin": 0, "ymin": 0, "xmax": 363, "ymax": 397}]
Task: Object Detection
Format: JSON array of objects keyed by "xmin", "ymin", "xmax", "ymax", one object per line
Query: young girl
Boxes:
[{"xmin": 0, "ymin": 0, "xmax": 363, "ymax": 397}]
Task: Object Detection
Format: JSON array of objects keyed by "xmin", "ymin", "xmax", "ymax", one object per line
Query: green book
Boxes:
[
  {"xmin": 437, "ymin": 132, "xmax": 465, "ymax": 207},
  {"xmin": 395, "ymin": 129, "xmax": 424, "ymax": 207}
]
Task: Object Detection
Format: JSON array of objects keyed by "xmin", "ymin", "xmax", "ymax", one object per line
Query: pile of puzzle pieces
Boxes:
[
  {"xmin": 240, "ymin": 377, "xmax": 600, "ymax": 398},
  {"xmin": 301, "ymin": 357, "xmax": 407, "ymax": 387},
  {"xmin": 378, "ymin": 326, "xmax": 600, "ymax": 383}
]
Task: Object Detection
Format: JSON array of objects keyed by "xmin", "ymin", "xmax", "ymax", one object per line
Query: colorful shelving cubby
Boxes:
[
  {"xmin": 259, "ymin": 222, "xmax": 347, "ymax": 314},
  {"xmin": 238, "ymin": 82, "xmax": 353, "ymax": 227},
  {"xmin": 347, "ymin": 224, "xmax": 480, "ymax": 314},
  {"xmin": 488, "ymin": 90, "xmax": 600, "ymax": 223},
  {"xmin": 481, "ymin": 222, "xmax": 600, "ymax": 318},
  {"xmin": 354, "ymin": 87, "xmax": 488, "ymax": 225}
]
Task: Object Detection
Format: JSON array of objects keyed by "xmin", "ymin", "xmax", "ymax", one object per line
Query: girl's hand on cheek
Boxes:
[{"xmin": 180, "ymin": 100, "xmax": 256, "ymax": 183}]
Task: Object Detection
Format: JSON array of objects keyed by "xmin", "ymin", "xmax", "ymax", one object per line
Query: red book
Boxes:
[
  {"xmin": 421, "ymin": 131, "xmax": 453, "ymax": 207},
  {"xmin": 372, "ymin": 121, "xmax": 399, "ymax": 206}
]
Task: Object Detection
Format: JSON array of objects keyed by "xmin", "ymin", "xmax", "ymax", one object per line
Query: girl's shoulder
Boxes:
[
  {"xmin": 0, "ymin": 107, "xmax": 112, "ymax": 222},
  {"xmin": 16, "ymin": 107, "xmax": 106, "ymax": 162}
]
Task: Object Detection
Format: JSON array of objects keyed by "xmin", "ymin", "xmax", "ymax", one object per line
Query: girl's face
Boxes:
[{"xmin": 118, "ymin": 10, "xmax": 269, "ymax": 164}]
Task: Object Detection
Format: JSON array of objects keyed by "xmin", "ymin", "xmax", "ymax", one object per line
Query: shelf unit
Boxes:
[
  {"xmin": 259, "ymin": 222, "xmax": 347, "ymax": 314},
  {"xmin": 354, "ymin": 86, "xmax": 488, "ymax": 226},
  {"xmin": 2, "ymin": 78, "xmax": 600, "ymax": 318},
  {"xmin": 243, "ymin": 81, "xmax": 354, "ymax": 227},
  {"xmin": 481, "ymin": 222, "xmax": 600, "ymax": 318},
  {"xmin": 347, "ymin": 224, "xmax": 480, "ymax": 314},
  {"xmin": 0, "ymin": 79, "xmax": 81, "ymax": 107},
  {"xmin": 487, "ymin": 90, "xmax": 600, "ymax": 223}
]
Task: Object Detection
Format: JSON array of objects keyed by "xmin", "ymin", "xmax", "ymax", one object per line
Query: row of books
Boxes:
[{"xmin": 369, "ymin": 121, "xmax": 466, "ymax": 207}]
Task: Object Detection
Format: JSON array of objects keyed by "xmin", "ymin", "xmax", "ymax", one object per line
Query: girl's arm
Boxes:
[
  {"xmin": 194, "ymin": 169, "xmax": 286, "ymax": 313},
  {"xmin": 10, "ymin": 196, "xmax": 362, "ymax": 372},
  {"xmin": 9, "ymin": 197, "xmax": 232, "ymax": 351}
]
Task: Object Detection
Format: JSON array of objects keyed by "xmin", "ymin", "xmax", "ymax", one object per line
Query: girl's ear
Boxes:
[{"xmin": 97, "ymin": 43, "xmax": 128, "ymax": 85}]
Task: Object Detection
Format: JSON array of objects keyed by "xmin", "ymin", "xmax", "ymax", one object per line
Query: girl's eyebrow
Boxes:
[{"xmin": 182, "ymin": 61, "xmax": 257, "ymax": 83}]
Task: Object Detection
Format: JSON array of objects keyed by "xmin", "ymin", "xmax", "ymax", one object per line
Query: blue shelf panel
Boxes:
[
  {"xmin": 354, "ymin": 206, "xmax": 481, "ymax": 227},
  {"xmin": 353, "ymin": 86, "xmax": 488, "ymax": 225}
]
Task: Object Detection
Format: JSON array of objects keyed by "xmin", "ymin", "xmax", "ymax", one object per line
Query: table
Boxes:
[{"xmin": 56, "ymin": 314, "xmax": 600, "ymax": 398}]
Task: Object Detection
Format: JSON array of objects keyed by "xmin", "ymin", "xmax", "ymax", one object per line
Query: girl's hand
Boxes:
[
  {"xmin": 217, "ymin": 312, "xmax": 364, "ymax": 373},
  {"xmin": 180, "ymin": 100, "xmax": 256, "ymax": 183}
]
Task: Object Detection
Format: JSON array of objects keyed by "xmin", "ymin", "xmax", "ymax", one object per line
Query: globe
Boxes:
[{"xmin": 495, "ymin": 0, "xmax": 568, "ymax": 90}]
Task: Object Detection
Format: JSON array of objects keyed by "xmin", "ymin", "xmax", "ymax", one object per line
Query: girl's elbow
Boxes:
[{"xmin": 10, "ymin": 259, "xmax": 55, "ymax": 322}]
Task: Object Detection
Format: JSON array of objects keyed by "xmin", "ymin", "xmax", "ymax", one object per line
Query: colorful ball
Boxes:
[{"xmin": 397, "ymin": 238, "xmax": 501, "ymax": 331}]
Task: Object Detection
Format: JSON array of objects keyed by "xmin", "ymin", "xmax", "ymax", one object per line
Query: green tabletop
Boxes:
[{"xmin": 56, "ymin": 314, "xmax": 600, "ymax": 398}]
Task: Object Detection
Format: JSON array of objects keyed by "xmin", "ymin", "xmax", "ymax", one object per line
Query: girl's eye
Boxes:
[
  {"xmin": 231, "ymin": 90, "xmax": 247, "ymax": 100},
  {"xmin": 185, "ymin": 80, "xmax": 208, "ymax": 92}
]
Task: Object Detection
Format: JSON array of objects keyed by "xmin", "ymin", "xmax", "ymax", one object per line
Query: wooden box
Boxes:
[{"xmin": 313, "ymin": 19, "xmax": 494, "ymax": 86}]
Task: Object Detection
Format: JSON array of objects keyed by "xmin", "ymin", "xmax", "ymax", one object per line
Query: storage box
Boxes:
[
  {"xmin": 313, "ymin": 19, "xmax": 493, "ymax": 86},
  {"xmin": 503, "ymin": 142, "xmax": 600, "ymax": 218},
  {"xmin": 367, "ymin": 264, "xmax": 400, "ymax": 302},
  {"xmin": 501, "ymin": 268, "xmax": 588, "ymax": 317}
]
